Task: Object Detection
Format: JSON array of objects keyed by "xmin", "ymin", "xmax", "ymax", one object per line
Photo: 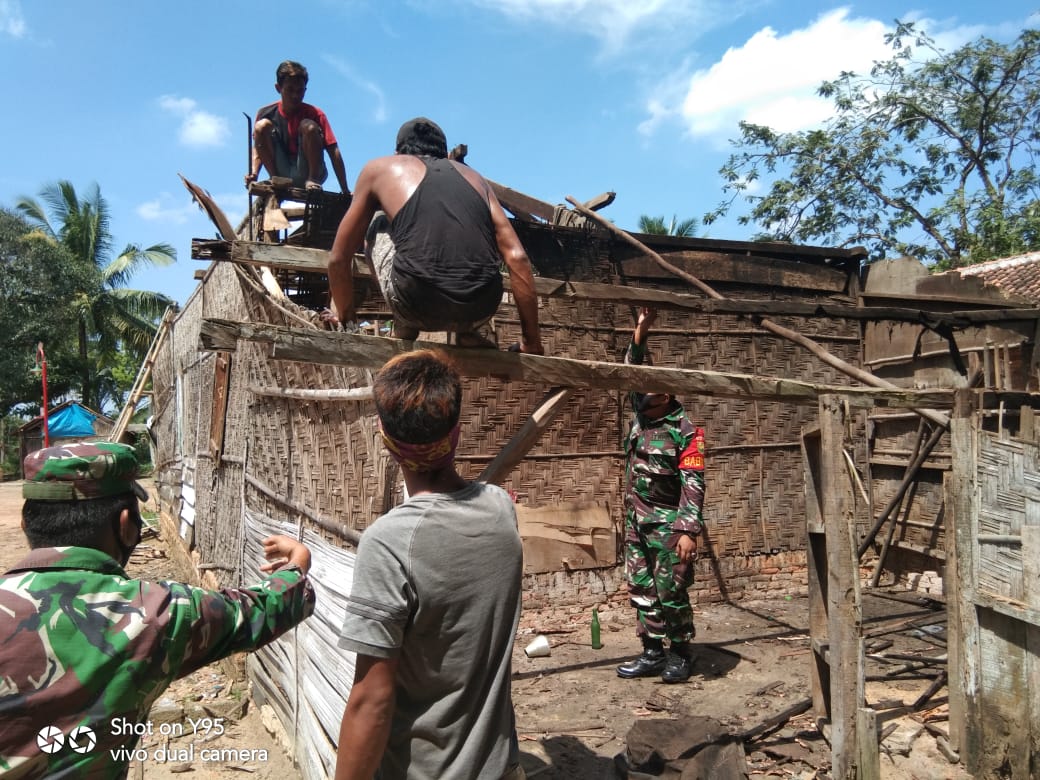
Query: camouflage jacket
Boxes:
[
  {"xmin": 624, "ymin": 341, "xmax": 705, "ymax": 533},
  {"xmin": 0, "ymin": 546, "xmax": 315, "ymax": 779}
]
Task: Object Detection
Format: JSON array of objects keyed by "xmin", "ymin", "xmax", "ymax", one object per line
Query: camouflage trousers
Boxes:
[{"xmin": 624, "ymin": 516, "xmax": 695, "ymax": 643}]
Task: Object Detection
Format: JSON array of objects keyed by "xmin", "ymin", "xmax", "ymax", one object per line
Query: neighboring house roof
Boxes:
[
  {"xmin": 956, "ymin": 251, "xmax": 1040, "ymax": 305},
  {"xmin": 18, "ymin": 400, "xmax": 114, "ymax": 436}
]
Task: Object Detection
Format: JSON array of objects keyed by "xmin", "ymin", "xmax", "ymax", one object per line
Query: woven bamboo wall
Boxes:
[
  {"xmin": 976, "ymin": 430, "xmax": 1037, "ymax": 600},
  {"xmin": 154, "ymin": 238, "xmax": 870, "ymax": 581},
  {"xmin": 593, "ymin": 286, "xmax": 867, "ymax": 557}
]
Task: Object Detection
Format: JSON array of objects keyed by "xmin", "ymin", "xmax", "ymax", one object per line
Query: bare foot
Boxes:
[{"xmin": 305, "ymin": 180, "xmax": 323, "ymax": 191}]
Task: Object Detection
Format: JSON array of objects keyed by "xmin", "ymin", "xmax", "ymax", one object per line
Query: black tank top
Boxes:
[{"xmin": 389, "ymin": 158, "xmax": 502, "ymax": 302}]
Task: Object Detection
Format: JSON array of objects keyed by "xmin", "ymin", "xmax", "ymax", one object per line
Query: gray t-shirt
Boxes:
[{"xmin": 339, "ymin": 481, "xmax": 523, "ymax": 780}]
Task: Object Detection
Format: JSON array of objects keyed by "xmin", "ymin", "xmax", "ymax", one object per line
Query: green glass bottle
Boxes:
[{"xmin": 591, "ymin": 607, "xmax": 603, "ymax": 649}]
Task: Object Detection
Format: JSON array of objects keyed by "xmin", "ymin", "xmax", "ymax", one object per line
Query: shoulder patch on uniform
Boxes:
[{"xmin": 679, "ymin": 427, "xmax": 705, "ymax": 471}]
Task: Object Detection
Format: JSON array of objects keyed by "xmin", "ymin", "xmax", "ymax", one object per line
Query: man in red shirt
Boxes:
[{"xmin": 246, "ymin": 60, "xmax": 350, "ymax": 193}]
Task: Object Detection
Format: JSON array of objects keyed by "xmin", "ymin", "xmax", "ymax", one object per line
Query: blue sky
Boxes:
[{"xmin": 0, "ymin": 0, "xmax": 1036, "ymax": 307}]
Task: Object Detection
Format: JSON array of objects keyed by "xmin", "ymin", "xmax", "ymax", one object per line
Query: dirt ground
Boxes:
[{"xmin": 1, "ymin": 479, "xmax": 971, "ymax": 779}]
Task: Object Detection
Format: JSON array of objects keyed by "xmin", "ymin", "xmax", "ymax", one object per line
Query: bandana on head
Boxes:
[{"xmin": 380, "ymin": 422, "xmax": 461, "ymax": 472}]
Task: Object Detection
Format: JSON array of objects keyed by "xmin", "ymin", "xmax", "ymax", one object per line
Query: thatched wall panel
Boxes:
[{"xmin": 160, "ymin": 239, "xmax": 875, "ymax": 570}]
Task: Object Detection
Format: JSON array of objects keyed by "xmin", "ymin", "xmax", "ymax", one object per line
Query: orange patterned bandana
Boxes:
[{"xmin": 380, "ymin": 422, "xmax": 461, "ymax": 472}]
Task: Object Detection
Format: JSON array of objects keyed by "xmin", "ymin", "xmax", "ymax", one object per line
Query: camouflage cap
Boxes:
[{"xmin": 22, "ymin": 441, "xmax": 149, "ymax": 502}]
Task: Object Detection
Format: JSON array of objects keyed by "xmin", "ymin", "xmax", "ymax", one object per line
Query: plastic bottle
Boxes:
[{"xmin": 591, "ymin": 607, "xmax": 603, "ymax": 649}]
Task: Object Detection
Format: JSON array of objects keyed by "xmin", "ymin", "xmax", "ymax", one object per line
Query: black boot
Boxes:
[
  {"xmin": 661, "ymin": 643, "xmax": 693, "ymax": 683},
  {"xmin": 617, "ymin": 638, "xmax": 666, "ymax": 678}
]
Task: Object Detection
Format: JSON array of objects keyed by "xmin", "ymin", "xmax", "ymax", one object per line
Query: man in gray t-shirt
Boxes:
[{"xmin": 336, "ymin": 350, "xmax": 525, "ymax": 780}]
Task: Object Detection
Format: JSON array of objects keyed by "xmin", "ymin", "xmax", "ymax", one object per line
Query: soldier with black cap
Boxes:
[
  {"xmin": 327, "ymin": 116, "xmax": 544, "ymax": 354},
  {"xmin": 0, "ymin": 441, "xmax": 315, "ymax": 778}
]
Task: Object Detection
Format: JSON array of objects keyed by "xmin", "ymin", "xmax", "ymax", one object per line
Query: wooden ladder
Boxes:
[{"xmin": 109, "ymin": 306, "xmax": 176, "ymax": 444}]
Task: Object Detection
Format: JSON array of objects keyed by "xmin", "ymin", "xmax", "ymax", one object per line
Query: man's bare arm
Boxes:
[
  {"xmin": 335, "ymin": 654, "xmax": 398, "ymax": 780},
  {"xmin": 327, "ymin": 144, "xmax": 350, "ymax": 195},
  {"xmin": 486, "ymin": 185, "xmax": 543, "ymax": 354},
  {"xmin": 328, "ymin": 164, "xmax": 379, "ymax": 323}
]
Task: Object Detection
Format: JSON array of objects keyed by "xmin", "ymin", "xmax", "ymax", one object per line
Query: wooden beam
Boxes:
[
  {"xmin": 248, "ymin": 384, "xmax": 373, "ymax": 401},
  {"xmin": 181, "ymin": 175, "xmax": 236, "ymax": 239},
  {"xmin": 946, "ymin": 389, "xmax": 979, "ymax": 759},
  {"xmin": 620, "ymin": 251, "xmax": 850, "ymax": 293},
  {"xmin": 479, "ymin": 387, "xmax": 574, "ymax": 485},
  {"xmin": 487, "ymin": 180, "xmax": 556, "ymax": 222},
  {"xmin": 191, "ymin": 240, "xmax": 1040, "ymax": 327},
  {"xmin": 857, "ymin": 708, "xmax": 880, "ymax": 780},
  {"xmin": 583, "ymin": 191, "xmax": 615, "ymax": 211},
  {"xmin": 619, "ymin": 230, "xmax": 867, "ymax": 263},
  {"xmin": 198, "ymin": 318, "xmax": 956, "ymax": 409}
]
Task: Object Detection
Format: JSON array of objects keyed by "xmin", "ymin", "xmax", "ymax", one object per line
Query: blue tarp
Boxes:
[{"xmin": 47, "ymin": 404, "xmax": 98, "ymax": 438}]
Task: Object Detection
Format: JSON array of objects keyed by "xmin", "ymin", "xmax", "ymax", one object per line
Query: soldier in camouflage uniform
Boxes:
[
  {"xmin": 0, "ymin": 441, "xmax": 315, "ymax": 778},
  {"xmin": 617, "ymin": 308, "xmax": 706, "ymax": 684}
]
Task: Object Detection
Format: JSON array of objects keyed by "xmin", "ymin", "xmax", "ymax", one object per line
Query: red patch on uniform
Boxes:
[{"xmin": 679, "ymin": 428, "xmax": 706, "ymax": 471}]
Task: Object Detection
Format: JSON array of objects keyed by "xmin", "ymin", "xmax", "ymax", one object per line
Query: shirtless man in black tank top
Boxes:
[{"xmin": 327, "ymin": 117, "xmax": 543, "ymax": 355}]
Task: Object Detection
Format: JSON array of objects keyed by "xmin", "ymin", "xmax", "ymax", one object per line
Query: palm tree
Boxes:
[
  {"xmin": 638, "ymin": 214, "xmax": 700, "ymax": 237},
  {"xmin": 17, "ymin": 181, "xmax": 175, "ymax": 410}
]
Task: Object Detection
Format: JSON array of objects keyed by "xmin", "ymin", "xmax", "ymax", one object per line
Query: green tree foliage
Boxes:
[
  {"xmin": 0, "ymin": 208, "xmax": 91, "ymax": 416},
  {"xmin": 638, "ymin": 214, "xmax": 700, "ymax": 237},
  {"xmin": 16, "ymin": 182, "xmax": 176, "ymax": 410},
  {"xmin": 707, "ymin": 23, "xmax": 1040, "ymax": 269}
]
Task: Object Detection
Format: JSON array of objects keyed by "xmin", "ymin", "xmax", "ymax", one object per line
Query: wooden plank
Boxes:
[
  {"xmin": 583, "ymin": 191, "xmax": 616, "ymax": 211},
  {"xmin": 863, "ymin": 290, "xmax": 1033, "ymax": 307},
  {"xmin": 248, "ymin": 384, "xmax": 373, "ymax": 401},
  {"xmin": 479, "ymin": 387, "xmax": 573, "ymax": 485},
  {"xmin": 857, "ymin": 708, "xmax": 880, "ymax": 780},
  {"xmin": 619, "ymin": 229, "xmax": 866, "ymax": 263},
  {"xmin": 181, "ymin": 175, "xmax": 237, "ymax": 239},
  {"xmin": 198, "ymin": 318, "xmax": 957, "ymax": 409},
  {"xmin": 946, "ymin": 389, "xmax": 980, "ymax": 758},
  {"xmin": 231, "ymin": 241, "xmax": 329, "ymax": 272},
  {"xmin": 194, "ymin": 240, "xmax": 1040, "ymax": 327},
  {"xmin": 1023, "ymin": 527, "xmax": 1040, "ymax": 770},
  {"xmin": 819, "ymin": 394, "xmax": 864, "ymax": 780},
  {"xmin": 487, "ymin": 180, "xmax": 556, "ymax": 221},
  {"xmin": 620, "ymin": 251, "xmax": 850, "ymax": 292},
  {"xmin": 208, "ymin": 352, "xmax": 231, "ymax": 462}
]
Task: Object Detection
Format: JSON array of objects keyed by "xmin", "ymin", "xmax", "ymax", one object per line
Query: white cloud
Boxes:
[
  {"xmin": 0, "ymin": 0, "xmax": 26, "ymax": 37},
  {"xmin": 138, "ymin": 191, "xmax": 246, "ymax": 233},
  {"xmin": 158, "ymin": 94, "xmax": 231, "ymax": 148},
  {"xmin": 675, "ymin": 9, "xmax": 891, "ymax": 139},
  {"xmin": 461, "ymin": 0, "xmax": 709, "ymax": 54},
  {"xmin": 648, "ymin": 8, "xmax": 1032, "ymax": 142},
  {"xmin": 158, "ymin": 95, "xmax": 197, "ymax": 115},
  {"xmin": 136, "ymin": 194, "xmax": 196, "ymax": 225},
  {"xmin": 322, "ymin": 55, "xmax": 388, "ymax": 123}
]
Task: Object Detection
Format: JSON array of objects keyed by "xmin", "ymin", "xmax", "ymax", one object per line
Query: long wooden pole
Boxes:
[{"xmin": 198, "ymin": 318, "xmax": 956, "ymax": 410}]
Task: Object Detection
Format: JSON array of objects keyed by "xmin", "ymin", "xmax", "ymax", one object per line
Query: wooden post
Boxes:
[
  {"xmin": 818, "ymin": 394, "xmax": 866, "ymax": 780},
  {"xmin": 945, "ymin": 388, "xmax": 979, "ymax": 761},
  {"xmin": 1021, "ymin": 526, "xmax": 1040, "ymax": 772},
  {"xmin": 857, "ymin": 708, "xmax": 880, "ymax": 780},
  {"xmin": 802, "ymin": 424, "xmax": 831, "ymax": 720}
]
